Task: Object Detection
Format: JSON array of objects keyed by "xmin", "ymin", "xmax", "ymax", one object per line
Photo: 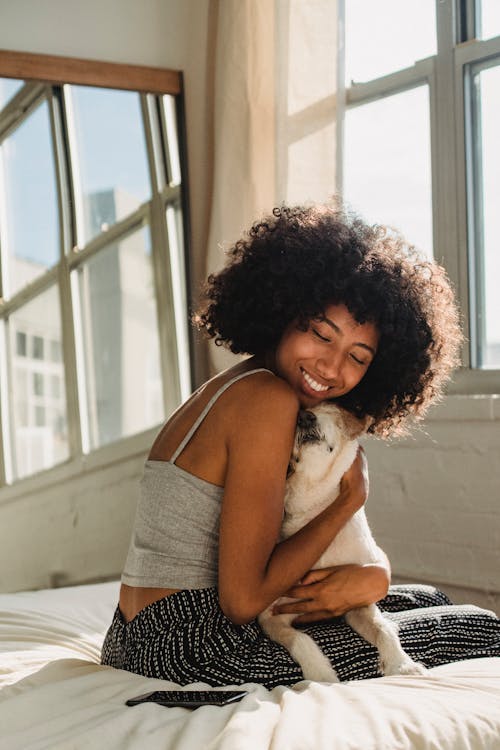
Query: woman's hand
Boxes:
[
  {"xmin": 335, "ymin": 446, "xmax": 369, "ymax": 514},
  {"xmin": 272, "ymin": 562, "xmax": 390, "ymax": 624}
]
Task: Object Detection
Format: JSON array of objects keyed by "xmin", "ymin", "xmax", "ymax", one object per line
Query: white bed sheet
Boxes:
[{"xmin": 0, "ymin": 581, "xmax": 499, "ymax": 750}]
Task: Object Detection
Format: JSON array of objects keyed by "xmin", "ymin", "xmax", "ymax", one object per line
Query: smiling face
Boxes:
[{"xmin": 272, "ymin": 303, "xmax": 379, "ymax": 408}]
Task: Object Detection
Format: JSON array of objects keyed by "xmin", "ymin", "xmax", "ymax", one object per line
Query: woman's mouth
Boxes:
[{"xmin": 300, "ymin": 368, "xmax": 330, "ymax": 394}]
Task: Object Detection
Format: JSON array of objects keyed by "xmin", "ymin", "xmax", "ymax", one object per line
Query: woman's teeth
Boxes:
[{"xmin": 302, "ymin": 370, "xmax": 329, "ymax": 392}]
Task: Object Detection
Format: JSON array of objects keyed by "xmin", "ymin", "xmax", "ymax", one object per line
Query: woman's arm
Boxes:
[
  {"xmin": 272, "ymin": 558, "xmax": 391, "ymax": 624},
  {"xmin": 273, "ymin": 539, "xmax": 391, "ymax": 623},
  {"xmin": 217, "ymin": 376, "xmax": 367, "ymax": 625}
]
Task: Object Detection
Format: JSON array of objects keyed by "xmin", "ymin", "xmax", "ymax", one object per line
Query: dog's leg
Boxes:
[
  {"xmin": 259, "ymin": 606, "xmax": 340, "ymax": 682},
  {"xmin": 345, "ymin": 604, "xmax": 427, "ymax": 676}
]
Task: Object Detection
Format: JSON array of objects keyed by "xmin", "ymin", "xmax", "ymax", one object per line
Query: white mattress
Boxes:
[{"xmin": 0, "ymin": 581, "xmax": 499, "ymax": 750}]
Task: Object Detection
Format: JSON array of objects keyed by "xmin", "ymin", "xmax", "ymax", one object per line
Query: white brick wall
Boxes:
[
  {"xmin": 0, "ymin": 435, "xmax": 148, "ymax": 592},
  {"xmin": 364, "ymin": 396, "xmax": 500, "ymax": 615}
]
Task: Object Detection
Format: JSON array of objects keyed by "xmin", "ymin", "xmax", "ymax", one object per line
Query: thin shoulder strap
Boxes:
[{"xmin": 170, "ymin": 368, "xmax": 273, "ymax": 464}]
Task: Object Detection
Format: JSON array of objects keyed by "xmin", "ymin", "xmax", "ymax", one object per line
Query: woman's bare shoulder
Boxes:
[
  {"xmin": 225, "ymin": 368, "xmax": 299, "ymax": 415},
  {"xmin": 220, "ymin": 370, "xmax": 299, "ymax": 453}
]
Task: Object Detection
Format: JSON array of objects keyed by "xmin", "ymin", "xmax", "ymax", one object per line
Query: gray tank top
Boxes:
[{"xmin": 121, "ymin": 368, "xmax": 272, "ymax": 589}]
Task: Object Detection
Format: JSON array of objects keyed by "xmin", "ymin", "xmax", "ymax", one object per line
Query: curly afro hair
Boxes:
[{"xmin": 195, "ymin": 201, "xmax": 463, "ymax": 436}]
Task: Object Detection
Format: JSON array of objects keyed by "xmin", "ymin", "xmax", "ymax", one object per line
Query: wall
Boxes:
[
  {"xmin": 365, "ymin": 395, "xmax": 500, "ymax": 614},
  {"xmin": 0, "ymin": 0, "xmax": 213, "ymax": 592},
  {"xmin": 0, "ymin": 441, "xmax": 147, "ymax": 591}
]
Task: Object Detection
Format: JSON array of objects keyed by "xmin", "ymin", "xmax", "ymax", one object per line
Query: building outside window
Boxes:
[{"xmin": 0, "ymin": 74, "xmax": 190, "ymax": 483}]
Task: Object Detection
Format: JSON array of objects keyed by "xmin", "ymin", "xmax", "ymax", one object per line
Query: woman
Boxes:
[{"xmin": 101, "ymin": 202, "xmax": 499, "ymax": 687}]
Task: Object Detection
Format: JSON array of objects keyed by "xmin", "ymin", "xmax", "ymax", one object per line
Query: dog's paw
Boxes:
[
  {"xmin": 398, "ymin": 660, "xmax": 427, "ymax": 676},
  {"xmin": 301, "ymin": 663, "xmax": 340, "ymax": 683},
  {"xmin": 382, "ymin": 658, "xmax": 427, "ymax": 677}
]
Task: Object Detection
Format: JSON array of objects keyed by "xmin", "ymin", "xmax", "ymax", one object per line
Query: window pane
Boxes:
[
  {"xmin": 166, "ymin": 203, "xmax": 190, "ymax": 401},
  {"xmin": 16, "ymin": 331, "xmax": 27, "ymax": 357},
  {"xmin": 68, "ymin": 86, "xmax": 151, "ymax": 245},
  {"xmin": 344, "ymin": 86, "xmax": 433, "ymax": 257},
  {"xmin": 74, "ymin": 226, "xmax": 164, "ymax": 450},
  {"xmin": 9, "ymin": 286, "xmax": 69, "ymax": 480},
  {"xmin": 32, "ymin": 335, "xmax": 44, "ymax": 360},
  {"xmin": 33, "ymin": 372, "xmax": 44, "ymax": 396},
  {"xmin": 0, "ymin": 78, "xmax": 24, "ymax": 110},
  {"xmin": 163, "ymin": 96, "xmax": 181, "ymax": 187},
  {"xmin": 479, "ymin": 1, "xmax": 500, "ymax": 40},
  {"xmin": 345, "ymin": 0, "xmax": 436, "ymax": 83},
  {"xmin": 0, "ymin": 100, "xmax": 60, "ymax": 297},
  {"xmin": 473, "ymin": 65, "xmax": 500, "ymax": 367},
  {"xmin": 50, "ymin": 339, "xmax": 62, "ymax": 362}
]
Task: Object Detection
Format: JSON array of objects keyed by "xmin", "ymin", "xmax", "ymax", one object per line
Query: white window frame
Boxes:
[
  {"xmin": 337, "ymin": 0, "xmax": 500, "ymax": 394},
  {"xmin": 0, "ymin": 51, "xmax": 192, "ymax": 487}
]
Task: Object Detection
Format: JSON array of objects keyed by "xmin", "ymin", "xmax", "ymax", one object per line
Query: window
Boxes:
[
  {"xmin": 73, "ymin": 225, "xmax": 163, "ymax": 450},
  {"xmin": 0, "ymin": 78, "xmax": 23, "ymax": 109},
  {"xmin": 478, "ymin": 0, "xmax": 500, "ymax": 40},
  {"xmin": 344, "ymin": 86, "xmax": 433, "ymax": 257},
  {"xmin": 0, "ymin": 55, "xmax": 190, "ymax": 483},
  {"xmin": 15, "ymin": 331, "xmax": 26, "ymax": 357},
  {"xmin": 33, "ymin": 372, "xmax": 44, "ymax": 397},
  {"xmin": 51, "ymin": 374, "xmax": 61, "ymax": 398},
  {"xmin": 50, "ymin": 340, "xmax": 61, "ymax": 363},
  {"xmin": 340, "ymin": 0, "xmax": 500, "ymax": 390},
  {"xmin": 469, "ymin": 62, "xmax": 500, "ymax": 367},
  {"xmin": 9, "ymin": 286, "xmax": 69, "ymax": 479},
  {"xmin": 32, "ymin": 336, "xmax": 45, "ymax": 360},
  {"xmin": 67, "ymin": 86, "xmax": 152, "ymax": 245},
  {"xmin": 344, "ymin": 0, "xmax": 436, "ymax": 84},
  {"xmin": 1, "ymin": 99, "xmax": 60, "ymax": 297}
]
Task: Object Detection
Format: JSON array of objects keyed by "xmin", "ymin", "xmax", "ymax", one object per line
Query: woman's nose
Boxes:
[{"xmin": 318, "ymin": 351, "xmax": 342, "ymax": 380}]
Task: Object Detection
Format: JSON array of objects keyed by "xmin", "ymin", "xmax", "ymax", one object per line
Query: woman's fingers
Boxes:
[
  {"xmin": 298, "ymin": 566, "xmax": 341, "ymax": 586},
  {"xmin": 292, "ymin": 610, "xmax": 334, "ymax": 625},
  {"xmin": 273, "ymin": 596, "xmax": 316, "ymax": 615},
  {"xmin": 272, "ymin": 594, "xmax": 337, "ymax": 622}
]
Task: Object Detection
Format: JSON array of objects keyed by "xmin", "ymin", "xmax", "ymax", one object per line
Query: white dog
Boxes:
[{"xmin": 258, "ymin": 403, "xmax": 426, "ymax": 682}]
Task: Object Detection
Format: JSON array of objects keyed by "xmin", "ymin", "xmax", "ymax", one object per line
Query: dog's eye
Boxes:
[{"xmin": 328, "ymin": 446, "xmax": 333, "ymax": 452}]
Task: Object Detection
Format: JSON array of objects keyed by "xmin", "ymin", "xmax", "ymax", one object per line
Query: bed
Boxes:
[{"xmin": 0, "ymin": 581, "xmax": 499, "ymax": 750}]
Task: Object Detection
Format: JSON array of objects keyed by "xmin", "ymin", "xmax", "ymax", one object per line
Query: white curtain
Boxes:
[{"xmin": 206, "ymin": 0, "xmax": 339, "ymax": 372}]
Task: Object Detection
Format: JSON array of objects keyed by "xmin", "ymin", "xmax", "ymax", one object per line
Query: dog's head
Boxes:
[{"xmin": 288, "ymin": 403, "xmax": 370, "ymax": 484}]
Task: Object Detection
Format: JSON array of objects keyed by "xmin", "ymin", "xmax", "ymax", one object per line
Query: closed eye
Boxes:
[
  {"xmin": 312, "ymin": 327, "xmax": 330, "ymax": 342},
  {"xmin": 350, "ymin": 352, "xmax": 369, "ymax": 366}
]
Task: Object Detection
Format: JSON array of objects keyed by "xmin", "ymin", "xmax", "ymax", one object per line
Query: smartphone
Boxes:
[{"xmin": 125, "ymin": 689, "xmax": 249, "ymax": 709}]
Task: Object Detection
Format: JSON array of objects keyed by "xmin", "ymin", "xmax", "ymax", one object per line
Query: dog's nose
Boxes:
[{"xmin": 297, "ymin": 410, "xmax": 316, "ymax": 430}]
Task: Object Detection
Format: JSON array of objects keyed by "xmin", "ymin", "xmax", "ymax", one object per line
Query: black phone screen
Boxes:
[{"xmin": 126, "ymin": 689, "xmax": 249, "ymax": 708}]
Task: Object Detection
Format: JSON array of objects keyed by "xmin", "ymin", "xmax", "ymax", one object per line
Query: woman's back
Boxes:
[{"xmin": 118, "ymin": 360, "xmax": 280, "ymax": 622}]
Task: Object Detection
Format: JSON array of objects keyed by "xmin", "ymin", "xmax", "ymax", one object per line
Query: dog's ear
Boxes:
[{"xmin": 340, "ymin": 410, "xmax": 372, "ymax": 439}]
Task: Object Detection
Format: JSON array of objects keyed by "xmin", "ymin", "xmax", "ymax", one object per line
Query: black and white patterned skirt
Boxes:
[{"xmin": 101, "ymin": 584, "xmax": 500, "ymax": 689}]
